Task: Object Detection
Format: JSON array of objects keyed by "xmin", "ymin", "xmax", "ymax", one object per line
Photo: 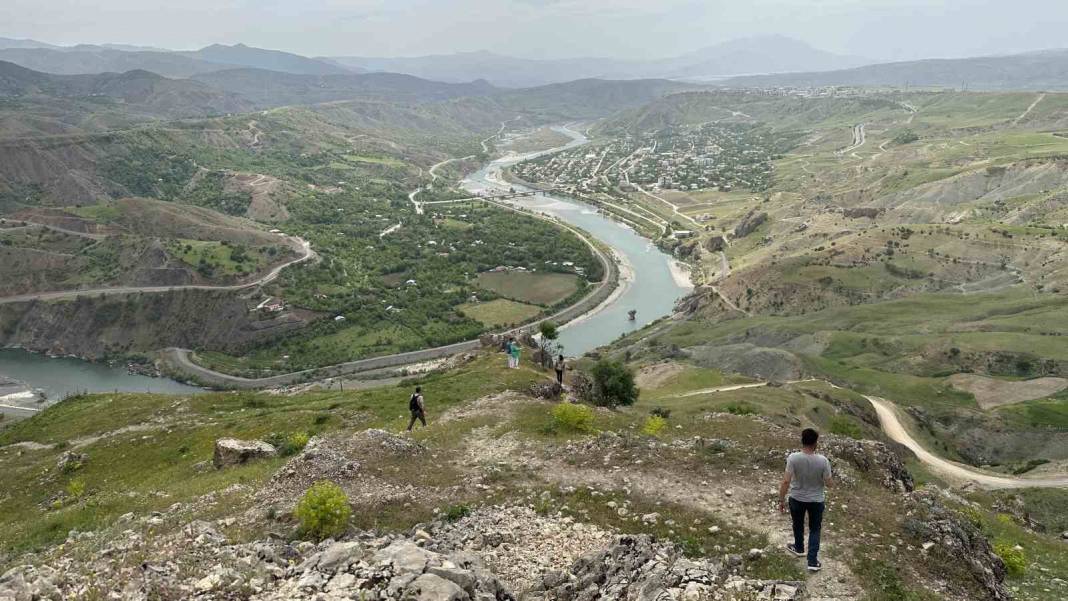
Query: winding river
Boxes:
[
  {"xmin": 0, "ymin": 125, "xmax": 690, "ymax": 408},
  {"xmin": 461, "ymin": 125, "xmax": 693, "ymax": 356}
]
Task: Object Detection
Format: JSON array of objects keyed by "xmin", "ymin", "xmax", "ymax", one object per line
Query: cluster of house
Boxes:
[{"xmin": 513, "ymin": 123, "xmax": 775, "ymax": 196}]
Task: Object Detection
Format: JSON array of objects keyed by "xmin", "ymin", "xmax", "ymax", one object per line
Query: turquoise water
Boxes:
[
  {"xmin": 462, "ymin": 127, "xmax": 692, "ymax": 356},
  {"xmin": 0, "ymin": 349, "xmax": 201, "ymax": 402}
]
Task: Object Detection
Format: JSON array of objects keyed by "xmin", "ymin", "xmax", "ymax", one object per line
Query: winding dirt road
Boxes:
[
  {"xmin": 0, "ymin": 236, "xmax": 315, "ymax": 305},
  {"xmin": 673, "ymin": 380, "xmax": 1068, "ymax": 489},
  {"xmin": 865, "ymin": 395, "xmax": 1068, "ymax": 489}
]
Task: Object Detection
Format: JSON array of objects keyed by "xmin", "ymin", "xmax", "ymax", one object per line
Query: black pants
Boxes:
[
  {"xmin": 407, "ymin": 409, "xmax": 427, "ymax": 431},
  {"xmin": 789, "ymin": 497, "xmax": 825, "ymax": 564},
  {"xmin": 555, "ymin": 369, "xmax": 564, "ymax": 384}
]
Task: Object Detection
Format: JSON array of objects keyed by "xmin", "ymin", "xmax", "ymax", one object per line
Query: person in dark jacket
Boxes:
[{"xmin": 407, "ymin": 386, "xmax": 427, "ymax": 431}]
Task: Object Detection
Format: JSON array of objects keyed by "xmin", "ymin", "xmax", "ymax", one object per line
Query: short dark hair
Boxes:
[
  {"xmin": 415, "ymin": 386, "xmax": 421, "ymax": 393},
  {"xmin": 801, "ymin": 428, "xmax": 819, "ymax": 447}
]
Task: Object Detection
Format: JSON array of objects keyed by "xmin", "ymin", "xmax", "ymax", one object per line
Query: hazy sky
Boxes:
[{"xmin": 4, "ymin": 0, "xmax": 1067, "ymax": 61}]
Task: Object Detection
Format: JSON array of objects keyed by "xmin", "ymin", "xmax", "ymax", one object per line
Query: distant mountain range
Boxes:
[
  {"xmin": 721, "ymin": 49, "xmax": 1068, "ymax": 91},
  {"xmin": 0, "ymin": 41, "xmax": 353, "ymax": 79},
  {"xmin": 327, "ymin": 36, "xmax": 871, "ymax": 87},
  {"xmin": 4, "ymin": 35, "xmax": 1068, "ymax": 92},
  {"xmin": 0, "ymin": 59, "xmax": 252, "ymax": 118},
  {"xmin": 0, "ymin": 36, "xmax": 864, "ymax": 87}
]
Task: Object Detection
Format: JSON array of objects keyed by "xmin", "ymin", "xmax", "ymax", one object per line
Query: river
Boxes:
[
  {"xmin": 0, "ymin": 349, "xmax": 201, "ymax": 417},
  {"xmin": 461, "ymin": 125, "xmax": 693, "ymax": 356},
  {"xmin": 0, "ymin": 126, "xmax": 689, "ymax": 401}
]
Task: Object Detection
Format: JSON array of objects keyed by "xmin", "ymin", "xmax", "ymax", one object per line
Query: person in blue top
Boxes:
[{"xmin": 779, "ymin": 428, "xmax": 834, "ymax": 571}]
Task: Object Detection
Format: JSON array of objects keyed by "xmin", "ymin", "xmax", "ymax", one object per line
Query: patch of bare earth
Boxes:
[
  {"xmin": 634, "ymin": 360, "xmax": 686, "ymax": 389},
  {"xmin": 948, "ymin": 373, "xmax": 1068, "ymax": 409}
]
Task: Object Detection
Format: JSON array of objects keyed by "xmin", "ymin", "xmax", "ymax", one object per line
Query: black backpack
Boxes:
[{"xmin": 409, "ymin": 393, "xmax": 422, "ymax": 412}]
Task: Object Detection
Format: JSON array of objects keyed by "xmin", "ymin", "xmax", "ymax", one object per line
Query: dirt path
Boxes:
[
  {"xmin": 1012, "ymin": 93, "xmax": 1046, "ymax": 126},
  {"xmin": 866, "ymin": 395, "xmax": 1068, "ymax": 489},
  {"xmin": 664, "ymin": 379, "xmax": 1068, "ymax": 489}
]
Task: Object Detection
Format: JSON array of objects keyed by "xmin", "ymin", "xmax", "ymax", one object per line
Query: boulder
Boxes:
[
  {"xmin": 406, "ymin": 573, "xmax": 465, "ymax": 601},
  {"xmin": 212, "ymin": 438, "xmax": 277, "ymax": 469}
]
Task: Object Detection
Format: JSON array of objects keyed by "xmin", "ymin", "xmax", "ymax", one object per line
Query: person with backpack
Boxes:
[
  {"xmin": 779, "ymin": 428, "xmax": 833, "ymax": 572},
  {"xmin": 407, "ymin": 386, "xmax": 427, "ymax": 431},
  {"xmin": 505, "ymin": 337, "xmax": 517, "ymax": 369},
  {"xmin": 554, "ymin": 354, "xmax": 566, "ymax": 384}
]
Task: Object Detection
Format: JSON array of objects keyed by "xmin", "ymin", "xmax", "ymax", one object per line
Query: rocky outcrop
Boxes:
[
  {"xmin": 822, "ymin": 437, "xmax": 914, "ymax": 493},
  {"xmin": 0, "ymin": 288, "xmax": 314, "ymax": 360},
  {"xmin": 685, "ymin": 343, "xmax": 803, "ymax": 382},
  {"xmin": 525, "ymin": 534, "xmax": 802, "ymax": 601},
  {"xmin": 842, "ymin": 207, "xmax": 883, "ymax": 219},
  {"xmin": 733, "ymin": 210, "xmax": 768, "ymax": 239},
  {"xmin": 705, "ymin": 235, "xmax": 727, "ymax": 252},
  {"xmin": 213, "ymin": 438, "xmax": 277, "ymax": 468},
  {"xmin": 903, "ymin": 489, "xmax": 1009, "ymax": 601}
]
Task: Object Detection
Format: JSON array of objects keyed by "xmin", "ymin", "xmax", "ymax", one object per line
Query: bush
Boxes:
[
  {"xmin": 830, "ymin": 415, "xmax": 863, "ymax": 439},
  {"xmin": 589, "ymin": 360, "xmax": 638, "ymax": 408},
  {"xmin": 650, "ymin": 407, "xmax": 671, "ymax": 419},
  {"xmin": 443, "ymin": 503, "xmax": 471, "ymax": 522},
  {"xmin": 295, "ymin": 481, "xmax": 351, "ymax": 539},
  {"xmin": 266, "ymin": 431, "xmax": 310, "ymax": 457},
  {"xmin": 66, "ymin": 478, "xmax": 86, "ymax": 501},
  {"xmin": 642, "ymin": 415, "xmax": 667, "ymax": 437},
  {"xmin": 993, "ymin": 541, "xmax": 1027, "ymax": 576},
  {"xmin": 724, "ymin": 402, "xmax": 758, "ymax": 416},
  {"xmin": 551, "ymin": 403, "xmax": 595, "ymax": 433}
]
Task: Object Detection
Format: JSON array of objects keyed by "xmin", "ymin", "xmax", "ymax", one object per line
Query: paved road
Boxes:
[{"xmin": 0, "ymin": 236, "xmax": 315, "ymax": 305}]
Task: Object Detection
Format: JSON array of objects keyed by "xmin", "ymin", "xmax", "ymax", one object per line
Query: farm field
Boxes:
[
  {"xmin": 475, "ymin": 271, "xmax": 581, "ymax": 306},
  {"xmin": 458, "ymin": 298, "xmax": 542, "ymax": 327}
]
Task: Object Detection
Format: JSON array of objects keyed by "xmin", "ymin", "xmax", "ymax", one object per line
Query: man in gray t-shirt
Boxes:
[{"xmin": 779, "ymin": 428, "xmax": 833, "ymax": 571}]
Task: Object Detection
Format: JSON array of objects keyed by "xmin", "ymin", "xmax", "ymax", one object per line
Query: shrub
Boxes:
[
  {"xmin": 723, "ymin": 402, "xmax": 757, "ymax": 416},
  {"xmin": 993, "ymin": 541, "xmax": 1027, "ymax": 576},
  {"xmin": 66, "ymin": 478, "xmax": 87, "ymax": 501},
  {"xmin": 443, "ymin": 503, "xmax": 471, "ymax": 522},
  {"xmin": 589, "ymin": 360, "xmax": 638, "ymax": 408},
  {"xmin": 650, "ymin": 407, "xmax": 671, "ymax": 419},
  {"xmin": 551, "ymin": 403, "xmax": 595, "ymax": 433},
  {"xmin": 295, "ymin": 481, "xmax": 351, "ymax": 539},
  {"xmin": 266, "ymin": 431, "xmax": 310, "ymax": 456},
  {"xmin": 642, "ymin": 415, "xmax": 667, "ymax": 437},
  {"xmin": 830, "ymin": 415, "xmax": 863, "ymax": 439},
  {"xmin": 314, "ymin": 413, "xmax": 331, "ymax": 426}
]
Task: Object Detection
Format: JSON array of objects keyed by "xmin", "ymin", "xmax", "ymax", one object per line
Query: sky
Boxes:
[{"xmin": 4, "ymin": 0, "xmax": 1068, "ymax": 62}]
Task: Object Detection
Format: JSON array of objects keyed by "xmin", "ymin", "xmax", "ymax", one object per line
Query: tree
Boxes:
[
  {"xmin": 589, "ymin": 359, "xmax": 638, "ymax": 408},
  {"xmin": 536, "ymin": 321, "xmax": 561, "ymax": 368}
]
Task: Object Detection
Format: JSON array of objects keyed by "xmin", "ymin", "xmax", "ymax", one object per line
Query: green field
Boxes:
[
  {"xmin": 476, "ymin": 271, "xmax": 581, "ymax": 306},
  {"xmin": 458, "ymin": 298, "xmax": 541, "ymax": 327}
]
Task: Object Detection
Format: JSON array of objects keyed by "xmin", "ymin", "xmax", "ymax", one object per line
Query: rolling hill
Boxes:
[
  {"xmin": 328, "ymin": 36, "xmax": 870, "ymax": 87},
  {"xmin": 722, "ymin": 49, "xmax": 1068, "ymax": 91},
  {"xmin": 190, "ymin": 69, "xmax": 496, "ymax": 107},
  {"xmin": 0, "ymin": 60, "xmax": 252, "ymax": 118}
]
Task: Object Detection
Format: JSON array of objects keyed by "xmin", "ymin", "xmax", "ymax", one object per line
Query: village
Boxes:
[{"xmin": 512, "ymin": 122, "xmax": 781, "ymax": 197}]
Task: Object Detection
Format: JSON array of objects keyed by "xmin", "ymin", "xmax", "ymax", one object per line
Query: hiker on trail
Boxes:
[
  {"xmin": 508, "ymin": 337, "xmax": 521, "ymax": 369},
  {"xmin": 779, "ymin": 427, "xmax": 833, "ymax": 572},
  {"xmin": 554, "ymin": 354, "xmax": 566, "ymax": 384},
  {"xmin": 407, "ymin": 386, "xmax": 427, "ymax": 431}
]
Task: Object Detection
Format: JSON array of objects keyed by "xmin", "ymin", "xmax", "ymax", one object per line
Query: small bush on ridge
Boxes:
[
  {"xmin": 551, "ymin": 403, "xmax": 595, "ymax": 433},
  {"xmin": 295, "ymin": 481, "xmax": 351, "ymax": 539}
]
